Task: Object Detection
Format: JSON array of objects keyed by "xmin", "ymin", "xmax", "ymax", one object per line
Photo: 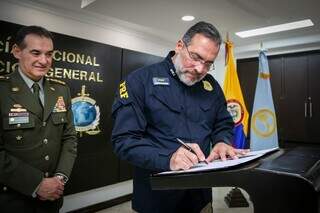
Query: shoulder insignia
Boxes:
[
  {"xmin": 0, "ymin": 75, "xmax": 10, "ymax": 80},
  {"xmin": 202, "ymin": 80, "xmax": 213, "ymax": 92},
  {"xmin": 47, "ymin": 78, "xmax": 66, "ymax": 85}
]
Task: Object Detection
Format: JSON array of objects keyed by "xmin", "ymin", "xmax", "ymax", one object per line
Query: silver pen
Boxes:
[{"xmin": 176, "ymin": 138, "xmax": 208, "ymax": 164}]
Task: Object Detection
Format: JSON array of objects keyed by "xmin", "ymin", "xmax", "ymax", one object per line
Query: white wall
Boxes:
[
  {"xmin": 0, "ymin": 0, "xmax": 227, "ymax": 211},
  {"xmin": 210, "ymin": 44, "xmax": 226, "ymax": 87},
  {"xmin": 0, "ymin": 0, "xmax": 171, "ymax": 57}
]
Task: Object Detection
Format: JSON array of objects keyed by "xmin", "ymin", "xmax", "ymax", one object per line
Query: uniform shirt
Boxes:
[
  {"xmin": 0, "ymin": 71, "xmax": 77, "ymax": 196},
  {"xmin": 111, "ymin": 51, "xmax": 234, "ymax": 172}
]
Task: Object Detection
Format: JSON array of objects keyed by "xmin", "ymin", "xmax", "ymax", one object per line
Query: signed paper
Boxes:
[{"xmin": 158, "ymin": 147, "xmax": 278, "ymax": 175}]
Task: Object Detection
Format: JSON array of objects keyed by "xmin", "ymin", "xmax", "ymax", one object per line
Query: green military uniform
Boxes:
[{"xmin": 0, "ymin": 70, "xmax": 77, "ymax": 212}]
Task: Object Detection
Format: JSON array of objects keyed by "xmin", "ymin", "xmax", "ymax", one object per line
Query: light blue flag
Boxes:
[{"xmin": 250, "ymin": 51, "xmax": 279, "ymax": 151}]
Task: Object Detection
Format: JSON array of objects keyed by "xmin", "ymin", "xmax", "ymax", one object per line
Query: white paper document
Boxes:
[{"xmin": 158, "ymin": 147, "xmax": 279, "ymax": 175}]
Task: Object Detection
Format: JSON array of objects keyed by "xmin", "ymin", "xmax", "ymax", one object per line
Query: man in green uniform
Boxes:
[{"xmin": 0, "ymin": 25, "xmax": 77, "ymax": 213}]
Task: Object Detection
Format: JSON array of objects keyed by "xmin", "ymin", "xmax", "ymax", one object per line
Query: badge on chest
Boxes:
[
  {"xmin": 153, "ymin": 77, "xmax": 170, "ymax": 86},
  {"xmin": 53, "ymin": 96, "xmax": 67, "ymax": 112},
  {"xmin": 8, "ymin": 112, "xmax": 29, "ymax": 125}
]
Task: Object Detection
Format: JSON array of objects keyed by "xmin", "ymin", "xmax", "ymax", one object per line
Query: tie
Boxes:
[{"xmin": 32, "ymin": 83, "xmax": 43, "ymax": 119}]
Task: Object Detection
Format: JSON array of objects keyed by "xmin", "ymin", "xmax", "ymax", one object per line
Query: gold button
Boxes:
[
  {"xmin": 43, "ymin": 139, "xmax": 48, "ymax": 144},
  {"xmin": 45, "ymin": 172, "xmax": 49, "ymax": 177},
  {"xmin": 3, "ymin": 186, "xmax": 7, "ymax": 191},
  {"xmin": 45, "ymin": 155, "xmax": 50, "ymax": 161},
  {"xmin": 42, "ymin": 122, "xmax": 46, "ymax": 127},
  {"xmin": 61, "ymin": 118, "xmax": 64, "ymax": 122},
  {"xmin": 17, "ymin": 124, "xmax": 21, "ymax": 128}
]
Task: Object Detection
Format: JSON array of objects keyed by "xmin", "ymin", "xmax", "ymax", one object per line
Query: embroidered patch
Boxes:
[
  {"xmin": 203, "ymin": 80, "xmax": 213, "ymax": 91},
  {"xmin": 119, "ymin": 81, "xmax": 129, "ymax": 99},
  {"xmin": 53, "ymin": 96, "xmax": 67, "ymax": 112}
]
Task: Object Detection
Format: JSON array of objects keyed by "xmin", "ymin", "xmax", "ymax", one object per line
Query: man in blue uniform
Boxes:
[{"xmin": 112, "ymin": 21, "xmax": 245, "ymax": 213}]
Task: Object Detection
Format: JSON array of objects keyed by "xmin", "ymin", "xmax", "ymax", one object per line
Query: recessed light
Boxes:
[
  {"xmin": 235, "ymin": 19, "xmax": 314, "ymax": 38},
  {"xmin": 182, "ymin": 16, "xmax": 195, "ymax": 21},
  {"xmin": 81, "ymin": 0, "xmax": 96, "ymax": 9}
]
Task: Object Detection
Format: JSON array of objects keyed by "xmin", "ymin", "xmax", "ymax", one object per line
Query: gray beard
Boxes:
[{"xmin": 173, "ymin": 54, "xmax": 204, "ymax": 86}]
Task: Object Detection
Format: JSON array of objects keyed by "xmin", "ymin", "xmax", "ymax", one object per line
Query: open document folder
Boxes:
[{"xmin": 158, "ymin": 147, "xmax": 279, "ymax": 175}]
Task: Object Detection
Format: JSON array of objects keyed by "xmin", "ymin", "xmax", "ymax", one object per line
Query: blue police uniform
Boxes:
[{"xmin": 111, "ymin": 51, "xmax": 234, "ymax": 213}]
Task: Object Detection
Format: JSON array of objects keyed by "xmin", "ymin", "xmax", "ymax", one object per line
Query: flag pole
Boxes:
[
  {"xmin": 223, "ymin": 35, "xmax": 250, "ymax": 208},
  {"xmin": 225, "ymin": 32, "xmax": 229, "ymax": 66}
]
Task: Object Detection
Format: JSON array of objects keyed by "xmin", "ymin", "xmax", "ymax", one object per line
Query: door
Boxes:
[
  {"xmin": 307, "ymin": 53, "xmax": 320, "ymax": 143},
  {"xmin": 281, "ymin": 55, "xmax": 308, "ymax": 142}
]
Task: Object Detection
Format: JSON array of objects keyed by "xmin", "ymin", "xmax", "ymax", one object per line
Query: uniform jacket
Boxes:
[
  {"xmin": 0, "ymin": 70, "xmax": 77, "ymax": 196},
  {"xmin": 111, "ymin": 51, "xmax": 234, "ymax": 212}
]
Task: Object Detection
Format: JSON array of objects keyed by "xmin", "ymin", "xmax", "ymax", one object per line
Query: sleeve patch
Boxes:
[{"xmin": 119, "ymin": 81, "xmax": 129, "ymax": 99}]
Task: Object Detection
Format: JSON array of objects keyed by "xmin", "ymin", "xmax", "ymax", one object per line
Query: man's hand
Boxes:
[
  {"xmin": 36, "ymin": 177, "xmax": 64, "ymax": 201},
  {"xmin": 170, "ymin": 143, "xmax": 205, "ymax": 171},
  {"xmin": 206, "ymin": 142, "xmax": 249, "ymax": 162}
]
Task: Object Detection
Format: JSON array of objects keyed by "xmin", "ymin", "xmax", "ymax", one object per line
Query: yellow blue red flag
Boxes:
[{"xmin": 223, "ymin": 40, "xmax": 249, "ymax": 149}]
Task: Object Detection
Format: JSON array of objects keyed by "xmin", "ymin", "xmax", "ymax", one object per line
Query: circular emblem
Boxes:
[
  {"xmin": 72, "ymin": 85, "xmax": 100, "ymax": 136},
  {"xmin": 252, "ymin": 109, "xmax": 276, "ymax": 137},
  {"xmin": 227, "ymin": 99, "xmax": 244, "ymax": 126}
]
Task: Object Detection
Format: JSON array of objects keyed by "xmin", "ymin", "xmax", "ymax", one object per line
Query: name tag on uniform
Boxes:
[
  {"xmin": 153, "ymin": 77, "xmax": 170, "ymax": 86},
  {"xmin": 8, "ymin": 112, "xmax": 29, "ymax": 125}
]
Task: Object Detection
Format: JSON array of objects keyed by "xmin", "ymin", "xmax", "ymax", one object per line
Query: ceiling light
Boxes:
[
  {"xmin": 81, "ymin": 0, "xmax": 96, "ymax": 9},
  {"xmin": 235, "ymin": 19, "xmax": 314, "ymax": 38},
  {"xmin": 182, "ymin": 16, "xmax": 195, "ymax": 21}
]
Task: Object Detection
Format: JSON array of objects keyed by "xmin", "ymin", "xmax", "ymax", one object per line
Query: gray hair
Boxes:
[{"xmin": 182, "ymin": 21, "xmax": 222, "ymax": 46}]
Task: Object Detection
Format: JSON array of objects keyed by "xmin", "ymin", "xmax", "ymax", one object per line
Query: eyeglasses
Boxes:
[{"xmin": 183, "ymin": 41, "xmax": 215, "ymax": 71}]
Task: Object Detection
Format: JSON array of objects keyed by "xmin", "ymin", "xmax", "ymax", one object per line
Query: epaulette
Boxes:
[
  {"xmin": 47, "ymin": 78, "xmax": 66, "ymax": 85},
  {"xmin": 0, "ymin": 75, "xmax": 10, "ymax": 80}
]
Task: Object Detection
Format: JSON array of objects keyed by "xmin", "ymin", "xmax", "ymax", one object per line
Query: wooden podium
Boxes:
[{"xmin": 150, "ymin": 147, "xmax": 320, "ymax": 213}]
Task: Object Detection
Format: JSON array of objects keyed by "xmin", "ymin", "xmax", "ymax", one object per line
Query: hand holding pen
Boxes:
[
  {"xmin": 169, "ymin": 138, "xmax": 207, "ymax": 171},
  {"xmin": 176, "ymin": 138, "xmax": 209, "ymax": 164}
]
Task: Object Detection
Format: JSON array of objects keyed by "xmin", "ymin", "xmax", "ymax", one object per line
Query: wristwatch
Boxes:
[{"xmin": 55, "ymin": 173, "xmax": 68, "ymax": 184}]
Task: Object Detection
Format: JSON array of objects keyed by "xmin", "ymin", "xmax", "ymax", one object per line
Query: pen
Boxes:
[{"xmin": 176, "ymin": 138, "xmax": 208, "ymax": 164}]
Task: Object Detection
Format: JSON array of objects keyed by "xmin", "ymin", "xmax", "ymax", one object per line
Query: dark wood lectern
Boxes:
[{"xmin": 150, "ymin": 147, "xmax": 320, "ymax": 213}]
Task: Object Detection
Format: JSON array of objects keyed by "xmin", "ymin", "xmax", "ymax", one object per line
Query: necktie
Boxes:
[{"xmin": 32, "ymin": 83, "xmax": 43, "ymax": 119}]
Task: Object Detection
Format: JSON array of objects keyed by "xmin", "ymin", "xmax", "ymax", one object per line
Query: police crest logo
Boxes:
[
  {"xmin": 71, "ymin": 85, "xmax": 101, "ymax": 136},
  {"xmin": 226, "ymin": 99, "xmax": 244, "ymax": 126},
  {"xmin": 53, "ymin": 96, "xmax": 67, "ymax": 112},
  {"xmin": 202, "ymin": 80, "xmax": 213, "ymax": 91},
  {"xmin": 252, "ymin": 109, "xmax": 276, "ymax": 137}
]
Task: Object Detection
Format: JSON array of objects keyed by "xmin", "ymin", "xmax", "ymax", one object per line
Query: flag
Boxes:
[
  {"xmin": 250, "ymin": 50, "xmax": 279, "ymax": 151},
  {"xmin": 223, "ymin": 40, "xmax": 249, "ymax": 149}
]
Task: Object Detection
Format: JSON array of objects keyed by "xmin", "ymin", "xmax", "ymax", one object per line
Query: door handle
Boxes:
[
  {"xmin": 310, "ymin": 101, "xmax": 313, "ymax": 118},
  {"xmin": 308, "ymin": 97, "xmax": 312, "ymax": 118},
  {"xmin": 305, "ymin": 102, "xmax": 308, "ymax": 118}
]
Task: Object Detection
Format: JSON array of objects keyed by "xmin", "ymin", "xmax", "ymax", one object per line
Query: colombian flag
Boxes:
[{"xmin": 223, "ymin": 40, "xmax": 249, "ymax": 149}]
